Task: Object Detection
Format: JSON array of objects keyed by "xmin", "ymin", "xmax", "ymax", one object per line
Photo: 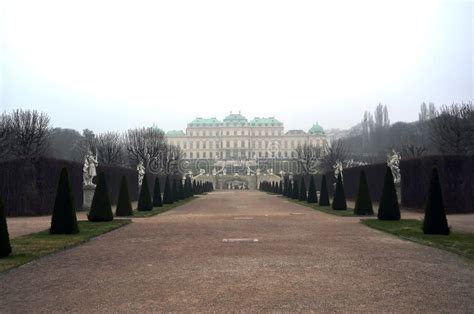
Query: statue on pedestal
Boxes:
[
  {"xmin": 137, "ymin": 161, "xmax": 146, "ymax": 186},
  {"xmin": 387, "ymin": 150, "xmax": 401, "ymax": 184},
  {"xmin": 83, "ymin": 150, "xmax": 98, "ymax": 187},
  {"xmin": 333, "ymin": 161, "xmax": 343, "ymax": 181}
]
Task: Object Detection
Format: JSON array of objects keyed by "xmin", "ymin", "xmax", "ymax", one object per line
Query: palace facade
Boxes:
[{"xmin": 166, "ymin": 112, "xmax": 327, "ymax": 160}]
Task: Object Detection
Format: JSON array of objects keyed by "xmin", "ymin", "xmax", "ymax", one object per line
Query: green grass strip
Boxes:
[
  {"xmin": 362, "ymin": 219, "xmax": 474, "ymax": 260},
  {"xmin": 133, "ymin": 196, "xmax": 197, "ymax": 218},
  {"xmin": 1, "ymin": 219, "xmax": 131, "ymax": 273}
]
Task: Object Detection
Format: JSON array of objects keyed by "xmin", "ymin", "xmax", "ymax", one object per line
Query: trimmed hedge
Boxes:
[
  {"xmin": 50, "ymin": 168, "xmax": 79, "ymax": 234},
  {"xmin": 0, "ymin": 157, "xmax": 83, "ymax": 216},
  {"xmin": 401, "ymin": 155, "xmax": 474, "ymax": 213},
  {"xmin": 95, "ymin": 165, "xmax": 139, "ymax": 204}
]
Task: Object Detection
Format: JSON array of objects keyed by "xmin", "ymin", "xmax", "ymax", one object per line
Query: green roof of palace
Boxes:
[
  {"xmin": 223, "ymin": 112, "xmax": 248, "ymax": 125},
  {"xmin": 188, "ymin": 117, "xmax": 222, "ymax": 127},
  {"xmin": 249, "ymin": 117, "xmax": 283, "ymax": 126},
  {"xmin": 166, "ymin": 130, "xmax": 186, "ymax": 136},
  {"xmin": 308, "ymin": 122, "xmax": 324, "ymax": 134}
]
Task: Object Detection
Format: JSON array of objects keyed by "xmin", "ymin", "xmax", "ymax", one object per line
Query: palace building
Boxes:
[{"xmin": 166, "ymin": 112, "xmax": 327, "ymax": 160}]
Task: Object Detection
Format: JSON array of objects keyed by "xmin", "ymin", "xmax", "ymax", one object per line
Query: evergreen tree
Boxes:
[
  {"xmin": 116, "ymin": 176, "xmax": 133, "ymax": 216},
  {"xmin": 319, "ymin": 174, "xmax": 330, "ymax": 206},
  {"xmin": 172, "ymin": 179, "xmax": 179, "ymax": 202},
  {"xmin": 178, "ymin": 180, "xmax": 185, "ymax": 200},
  {"xmin": 307, "ymin": 175, "xmax": 318, "ymax": 203},
  {"xmin": 423, "ymin": 167, "xmax": 450, "ymax": 235},
  {"xmin": 378, "ymin": 166, "xmax": 401, "ymax": 220},
  {"xmin": 153, "ymin": 177, "xmax": 163, "ymax": 207},
  {"xmin": 163, "ymin": 176, "xmax": 173, "ymax": 204},
  {"xmin": 287, "ymin": 179, "xmax": 293, "ymax": 198},
  {"xmin": 137, "ymin": 174, "xmax": 153, "ymax": 211},
  {"xmin": 332, "ymin": 172, "xmax": 347, "ymax": 210},
  {"xmin": 291, "ymin": 180, "xmax": 299, "ymax": 199},
  {"xmin": 50, "ymin": 168, "xmax": 79, "ymax": 234},
  {"xmin": 0, "ymin": 196, "xmax": 12, "ymax": 258},
  {"xmin": 354, "ymin": 171, "xmax": 374, "ymax": 215},
  {"xmin": 88, "ymin": 172, "xmax": 114, "ymax": 222},
  {"xmin": 299, "ymin": 178, "xmax": 307, "ymax": 201},
  {"xmin": 279, "ymin": 181, "xmax": 283, "ymax": 194}
]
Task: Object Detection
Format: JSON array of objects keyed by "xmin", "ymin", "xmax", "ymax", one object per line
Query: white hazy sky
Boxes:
[{"xmin": 0, "ymin": 0, "xmax": 472, "ymax": 133}]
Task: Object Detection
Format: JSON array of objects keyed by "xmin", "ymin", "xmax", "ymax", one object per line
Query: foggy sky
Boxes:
[{"xmin": 0, "ymin": 0, "xmax": 472, "ymax": 133}]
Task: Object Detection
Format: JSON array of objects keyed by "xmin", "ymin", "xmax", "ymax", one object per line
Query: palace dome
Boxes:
[
  {"xmin": 223, "ymin": 112, "xmax": 248, "ymax": 125},
  {"xmin": 308, "ymin": 123, "xmax": 324, "ymax": 135}
]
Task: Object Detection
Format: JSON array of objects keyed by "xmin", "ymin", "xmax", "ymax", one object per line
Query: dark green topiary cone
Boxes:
[
  {"xmin": 354, "ymin": 171, "xmax": 374, "ymax": 215},
  {"xmin": 332, "ymin": 172, "xmax": 347, "ymax": 210},
  {"xmin": 307, "ymin": 176, "xmax": 318, "ymax": 203},
  {"xmin": 319, "ymin": 175, "xmax": 330, "ymax": 206},
  {"xmin": 137, "ymin": 174, "xmax": 153, "ymax": 211},
  {"xmin": 163, "ymin": 176, "xmax": 173, "ymax": 204},
  {"xmin": 153, "ymin": 177, "xmax": 163, "ymax": 207},
  {"xmin": 0, "ymin": 197, "xmax": 12, "ymax": 258},
  {"xmin": 299, "ymin": 178, "xmax": 307, "ymax": 201},
  {"xmin": 116, "ymin": 176, "xmax": 133, "ymax": 216},
  {"xmin": 423, "ymin": 167, "xmax": 450, "ymax": 235},
  {"xmin": 50, "ymin": 167, "xmax": 79, "ymax": 234},
  {"xmin": 88, "ymin": 172, "xmax": 114, "ymax": 222},
  {"xmin": 378, "ymin": 166, "xmax": 401, "ymax": 220},
  {"xmin": 291, "ymin": 180, "xmax": 299, "ymax": 199}
]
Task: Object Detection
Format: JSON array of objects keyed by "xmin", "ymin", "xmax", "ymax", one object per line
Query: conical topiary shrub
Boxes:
[
  {"xmin": 172, "ymin": 179, "xmax": 179, "ymax": 202},
  {"xmin": 153, "ymin": 177, "xmax": 163, "ymax": 207},
  {"xmin": 88, "ymin": 172, "xmax": 114, "ymax": 222},
  {"xmin": 354, "ymin": 171, "xmax": 374, "ymax": 215},
  {"xmin": 178, "ymin": 180, "xmax": 185, "ymax": 200},
  {"xmin": 423, "ymin": 167, "xmax": 450, "ymax": 235},
  {"xmin": 137, "ymin": 174, "xmax": 153, "ymax": 211},
  {"xmin": 299, "ymin": 178, "xmax": 307, "ymax": 201},
  {"xmin": 378, "ymin": 166, "xmax": 401, "ymax": 220},
  {"xmin": 116, "ymin": 176, "xmax": 133, "ymax": 216},
  {"xmin": 307, "ymin": 176, "xmax": 318, "ymax": 203},
  {"xmin": 50, "ymin": 168, "xmax": 79, "ymax": 234},
  {"xmin": 0, "ymin": 196, "xmax": 12, "ymax": 258},
  {"xmin": 332, "ymin": 172, "xmax": 347, "ymax": 210},
  {"xmin": 163, "ymin": 176, "xmax": 173, "ymax": 204},
  {"xmin": 291, "ymin": 180, "xmax": 299, "ymax": 199},
  {"xmin": 319, "ymin": 175, "xmax": 330, "ymax": 206}
]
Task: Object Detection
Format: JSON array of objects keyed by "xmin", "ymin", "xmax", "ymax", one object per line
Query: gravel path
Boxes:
[{"xmin": 0, "ymin": 191, "xmax": 473, "ymax": 312}]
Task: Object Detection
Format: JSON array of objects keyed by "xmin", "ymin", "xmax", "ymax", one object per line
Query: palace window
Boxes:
[
  {"xmin": 190, "ymin": 152, "xmax": 194, "ymax": 159},
  {"xmin": 210, "ymin": 152, "xmax": 213, "ymax": 158},
  {"xmin": 196, "ymin": 152, "xmax": 200, "ymax": 158},
  {"xmin": 197, "ymin": 142, "xmax": 200, "ymax": 149},
  {"xmin": 203, "ymin": 152, "xmax": 206, "ymax": 158},
  {"xmin": 241, "ymin": 140, "xmax": 245, "ymax": 148},
  {"xmin": 203, "ymin": 142, "xmax": 206, "ymax": 149}
]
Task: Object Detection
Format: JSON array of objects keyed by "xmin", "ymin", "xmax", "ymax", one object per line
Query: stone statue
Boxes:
[
  {"xmin": 333, "ymin": 161, "xmax": 343, "ymax": 181},
  {"xmin": 137, "ymin": 161, "xmax": 146, "ymax": 186},
  {"xmin": 199, "ymin": 168, "xmax": 205, "ymax": 175},
  {"xmin": 388, "ymin": 149, "xmax": 401, "ymax": 184},
  {"xmin": 212, "ymin": 168, "xmax": 217, "ymax": 176},
  {"xmin": 256, "ymin": 168, "xmax": 261, "ymax": 176},
  {"xmin": 223, "ymin": 168, "xmax": 227, "ymax": 176},
  {"xmin": 83, "ymin": 150, "xmax": 98, "ymax": 186}
]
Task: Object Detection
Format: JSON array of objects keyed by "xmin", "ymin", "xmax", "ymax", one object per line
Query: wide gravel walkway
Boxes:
[{"xmin": 0, "ymin": 191, "xmax": 473, "ymax": 312}]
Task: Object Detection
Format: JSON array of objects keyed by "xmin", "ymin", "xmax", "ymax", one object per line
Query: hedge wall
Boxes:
[
  {"xmin": 95, "ymin": 165, "xmax": 139, "ymax": 204},
  {"xmin": 400, "ymin": 155, "xmax": 474, "ymax": 213},
  {"xmin": 0, "ymin": 157, "xmax": 83, "ymax": 216},
  {"xmin": 324, "ymin": 163, "xmax": 387, "ymax": 200}
]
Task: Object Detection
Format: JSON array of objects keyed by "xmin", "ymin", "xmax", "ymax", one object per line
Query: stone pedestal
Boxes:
[{"xmin": 83, "ymin": 185, "xmax": 96, "ymax": 210}]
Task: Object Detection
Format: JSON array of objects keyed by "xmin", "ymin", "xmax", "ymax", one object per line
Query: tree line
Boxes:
[{"xmin": 0, "ymin": 109, "xmax": 181, "ymax": 172}]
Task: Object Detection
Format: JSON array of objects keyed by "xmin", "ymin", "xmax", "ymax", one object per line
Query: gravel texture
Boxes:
[{"xmin": 0, "ymin": 191, "xmax": 473, "ymax": 312}]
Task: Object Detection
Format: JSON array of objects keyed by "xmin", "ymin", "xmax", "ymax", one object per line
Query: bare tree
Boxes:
[
  {"xmin": 320, "ymin": 139, "xmax": 349, "ymax": 172},
  {"xmin": 124, "ymin": 126, "xmax": 166, "ymax": 166},
  {"xmin": 295, "ymin": 144, "xmax": 323, "ymax": 174},
  {"xmin": 8, "ymin": 109, "xmax": 51, "ymax": 158},
  {"xmin": 429, "ymin": 102, "xmax": 474, "ymax": 155},
  {"xmin": 0, "ymin": 113, "xmax": 12, "ymax": 160},
  {"xmin": 96, "ymin": 132, "xmax": 124, "ymax": 166}
]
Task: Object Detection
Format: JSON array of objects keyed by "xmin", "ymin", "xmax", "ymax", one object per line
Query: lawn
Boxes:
[
  {"xmin": 0, "ymin": 219, "xmax": 131, "ymax": 273},
  {"xmin": 362, "ymin": 219, "xmax": 474, "ymax": 260},
  {"xmin": 282, "ymin": 196, "xmax": 359, "ymax": 217},
  {"xmin": 133, "ymin": 197, "xmax": 196, "ymax": 218}
]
